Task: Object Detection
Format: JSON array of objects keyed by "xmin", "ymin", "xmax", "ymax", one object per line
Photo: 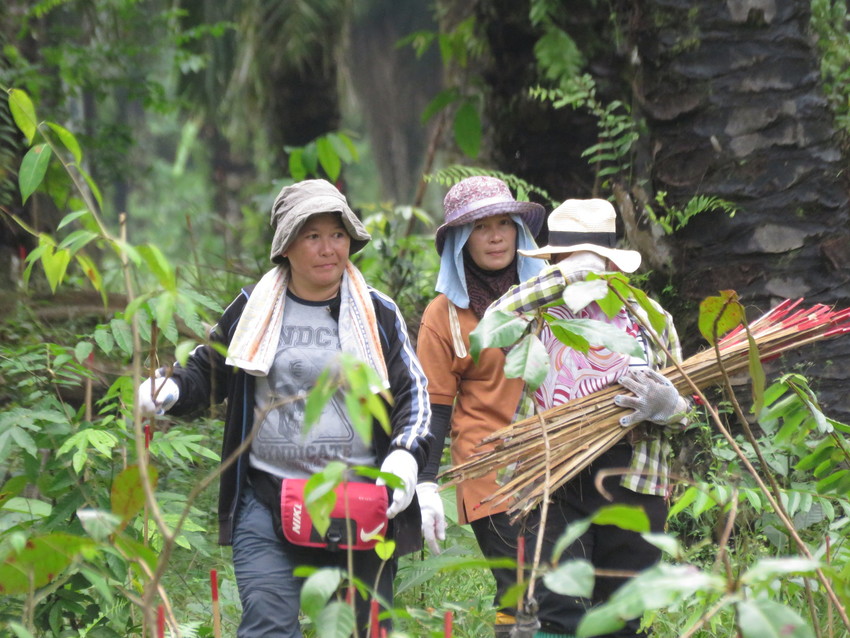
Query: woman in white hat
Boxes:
[
  {"xmin": 415, "ymin": 175, "xmax": 547, "ymax": 637},
  {"xmin": 487, "ymin": 198, "xmax": 691, "ymax": 638},
  {"xmin": 137, "ymin": 179, "xmax": 432, "ymax": 637}
]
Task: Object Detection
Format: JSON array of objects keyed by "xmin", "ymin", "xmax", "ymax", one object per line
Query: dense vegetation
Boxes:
[{"xmin": 2, "ymin": 1, "xmax": 850, "ymax": 637}]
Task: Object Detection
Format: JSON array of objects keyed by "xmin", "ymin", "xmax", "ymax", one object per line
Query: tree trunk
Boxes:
[{"xmin": 630, "ymin": 0, "xmax": 850, "ymax": 419}]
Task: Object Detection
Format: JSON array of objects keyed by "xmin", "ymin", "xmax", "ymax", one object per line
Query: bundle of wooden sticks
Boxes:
[{"xmin": 441, "ymin": 299, "xmax": 850, "ymax": 519}]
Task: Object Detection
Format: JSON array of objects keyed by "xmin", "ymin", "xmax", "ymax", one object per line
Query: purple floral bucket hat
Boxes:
[{"xmin": 435, "ymin": 176, "xmax": 545, "ymax": 255}]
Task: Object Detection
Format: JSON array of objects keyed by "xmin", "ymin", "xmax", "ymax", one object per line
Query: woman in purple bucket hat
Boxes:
[{"xmin": 415, "ymin": 175, "xmax": 546, "ymax": 637}]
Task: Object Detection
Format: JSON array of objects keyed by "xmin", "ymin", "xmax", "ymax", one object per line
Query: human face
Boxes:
[
  {"xmin": 465, "ymin": 214, "xmax": 517, "ymax": 271},
  {"xmin": 283, "ymin": 213, "xmax": 351, "ymax": 301}
]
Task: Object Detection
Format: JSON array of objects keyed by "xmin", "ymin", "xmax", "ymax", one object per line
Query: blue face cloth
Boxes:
[{"xmin": 435, "ymin": 214, "xmax": 547, "ymax": 308}]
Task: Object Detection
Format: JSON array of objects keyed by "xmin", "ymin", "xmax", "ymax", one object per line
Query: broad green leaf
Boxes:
[
  {"xmin": 8, "ymin": 621, "xmax": 36, "ymax": 638},
  {"xmin": 74, "ymin": 254, "xmax": 104, "ymax": 299},
  {"xmin": 57, "ymin": 210, "xmax": 92, "ymax": 230},
  {"xmin": 563, "ymin": 279, "xmax": 610, "ymax": 313},
  {"xmin": 58, "ymin": 229, "xmax": 98, "ymax": 254},
  {"xmin": 454, "ymin": 100, "xmax": 481, "ymax": 158},
  {"xmin": 288, "ymin": 148, "xmax": 306, "ymax": 181},
  {"xmin": 591, "ymin": 504, "xmax": 650, "ymax": 532},
  {"xmin": 741, "ymin": 557, "xmax": 820, "ymax": 585},
  {"xmin": 304, "ymin": 368, "xmax": 337, "ymax": 434},
  {"xmin": 94, "ymin": 325, "xmax": 114, "ymax": 355},
  {"xmin": 469, "ymin": 310, "xmax": 530, "ymax": 361},
  {"xmin": 111, "ymin": 465, "xmax": 158, "ymax": 524},
  {"xmin": 137, "ymin": 244, "xmax": 176, "ymax": 291},
  {"xmin": 543, "ymin": 559, "xmax": 595, "ymax": 597},
  {"xmin": 667, "ymin": 486, "xmax": 698, "ymax": 519},
  {"xmin": 76, "ymin": 508, "xmax": 121, "ymax": 542},
  {"xmin": 315, "ymin": 600, "xmax": 356, "ymax": 638},
  {"xmin": 698, "ymin": 291, "xmax": 743, "ymax": 345},
  {"xmin": 76, "ymin": 165, "xmax": 104, "ymax": 212},
  {"xmin": 375, "ymin": 538, "xmax": 396, "ymax": 560},
  {"xmin": 8, "ymin": 88, "xmax": 37, "ymax": 144},
  {"xmin": 153, "ymin": 291, "xmax": 177, "ymax": 334},
  {"xmin": 40, "ymin": 244, "xmax": 71, "ymax": 293},
  {"xmin": 110, "ymin": 318, "xmax": 133, "ymax": 356},
  {"xmin": 46, "ymin": 121, "xmax": 82, "ymax": 163},
  {"xmin": 547, "ymin": 317, "xmax": 643, "ymax": 358},
  {"xmin": 504, "ymin": 334, "xmax": 550, "ymax": 389},
  {"xmin": 174, "ymin": 340, "xmax": 196, "ymax": 367},
  {"xmin": 300, "ymin": 567, "xmax": 345, "ymax": 623},
  {"xmin": 316, "ymin": 136, "xmax": 341, "ymax": 182},
  {"xmin": 304, "ymin": 463, "xmax": 346, "ymax": 537},
  {"xmin": 0, "ymin": 533, "xmax": 93, "ymax": 595},
  {"xmin": 641, "ymin": 533, "xmax": 684, "ymax": 559},
  {"xmin": 344, "ymin": 391, "xmax": 374, "ymax": 448},
  {"xmin": 328, "ymin": 132, "xmax": 358, "ymax": 163},
  {"xmin": 552, "ymin": 519, "xmax": 592, "ymax": 563},
  {"xmin": 577, "ymin": 564, "xmax": 723, "ymax": 637},
  {"xmin": 736, "ymin": 598, "xmax": 814, "ymax": 638},
  {"xmin": 421, "ymin": 88, "xmax": 459, "ymax": 123},
  {"xmin": 19, "ymin": 144, "xmax": 52, "ymax": 204},
  {"xmin": 747, "ymin": 328, "xmax": 766, "ymax": 415}
]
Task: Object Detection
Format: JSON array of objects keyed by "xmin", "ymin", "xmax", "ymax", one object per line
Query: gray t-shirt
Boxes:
[{"xmin": 250, "ymin": 291, "xmax": 376, "ymax": 478}]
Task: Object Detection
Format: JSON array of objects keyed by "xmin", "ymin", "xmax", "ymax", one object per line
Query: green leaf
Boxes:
[
  {"xmin": 421, "ymin": 88, "xmax": 459, "ymax": 123},
  {"xmin": 698, "ymin": 291, "xmax": 744, "ymax": 345},
  {"xmin": 453, "ymin": 100, "xmax": 481, "ymax": 158},
  {"xmin": 375, "ymin": 538, "xmax": 396, "ymax": 560},
  {"xmin": 19, "ymin": 144, "xmax": 52, "ymax": 204},
  {"xmin": 174, "ymin": 340, "xmax": 196, "ymax": 367},
  {"xmin": 300, "ymin": 568, "xmax": 345, "ymax": 625},
  {"xmin": 8, "ymin": 88, "xmax": 37, "ymax": 144},
  {"xmin": 504, "ymin": 334, "xmax": 550, "ymax": 389},
  {"xmin": 153, "ymin": 291, "xmax": 177, "ymax": 333},
  {"xmin": 667, "ymin": 485, "xmax": 698, "ymax": 519},
  {"xmin": 76, "ymin": 508, "xmax": 121, "ymax": 542},
  {"xmin": 304, "ymin": 463, "xmax": 346, "ymax": 537},
  {"xmin": 547, "ymin": 317, "xmax": 643, "ymax": 358},
  {"xmin": 288, "ymin": 148, "xmax": 306, "ymax": 181},
  {"xmin": 317, "ymin": 136, "xmax": 341, "ymax": 182},
  {"xmin": 552, "ymin": 519, "xmax": 592, "ymax": 563},
  {"xmin": 469, "ymin": 310, "xmax": 530, "ymax": 361},
  {"xmin": 0, "ymin": 533, "xmax": 94, "ymax": 595},
  {"xmin": 543, "ymin": 559, "xmax": 595, "ymax": 597},
  {"xmin": 76, "ymin": 164, "xmax": 104, "ymax": 212},
  {"xmin": 304, "ymin": 368, "xmax": 337, "ymax": 434},
  {"xmin": 741, "ymin": 557, "xmax": 820, "ymax": 585},
  {"xmin": 40, "ymin": 244, "xmax": 72, "ymax": 293},
  {"xmin": 315, "ymin": 600, "xmax": 356, "ymax": 638},
  {"xmin": 591, "ymin": 504, "xmax": 650, "ymax": 532},
  {"xmin": 137, "ymin": 244, "xmax": 176, "ymax": 291},
  {"xmin": 736, "ymin": 598, "xmax": 814, "ymax": 638},
  {"xmin": 58, "ymin": 229, "xmax": 98, "ymax": 254},
  {"xmin": 94, "ymin": 325, "xmax": 114, "ymax": 355},
  {"xmin": 46, "ymin": 121, "xmax": 82, "ymax": 163},
  {"xmin": 110, "ymin": 318, "xmax": 133, "ymax": 356},
  {"xmin": 111, "ymin": 465, "xmax": 158, "ymax": 525}
]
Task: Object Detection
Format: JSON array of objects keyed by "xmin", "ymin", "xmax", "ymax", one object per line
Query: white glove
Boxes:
[
  {"xmin": 376, "ymin": 449, "xmax": 418, "ymax": 519},
  {"xmin": 137, "ymin": 377, "xmax": 179, "ymax": 417},
  {"xmin": 556, "ymin": 251, "xmax": 608, "ymax": 283},
  {"xmin": 416, "ymin": 482, "xmax": 446, "ymax": 554},
  {"xmin": 614, "ymin": 368, "xmax": 688, "ymax": 427}
]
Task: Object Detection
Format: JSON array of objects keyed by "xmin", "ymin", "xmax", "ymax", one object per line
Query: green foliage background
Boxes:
[{"xmin": 1, "ymin": 1, "xmax": 850, "ymax": 637}]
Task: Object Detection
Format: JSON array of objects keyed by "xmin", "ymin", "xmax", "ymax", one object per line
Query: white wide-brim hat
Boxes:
[{"xmin": 518, "ymin": 198, "xmax": 642, "ymax": 273}]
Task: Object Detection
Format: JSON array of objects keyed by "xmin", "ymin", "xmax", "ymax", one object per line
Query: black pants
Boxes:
[
  {"xmin": 524, "ymin": 445, "xmax": 667, "ymax": 637},
  {"xmin": 470, "ymin": 512, "xmax": 524, "ymax": 615}
]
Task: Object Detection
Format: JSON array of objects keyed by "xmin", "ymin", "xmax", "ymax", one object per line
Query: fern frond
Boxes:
[{"xmin": 425, "ymin": 165, "xmax": 556, "ymax": 207}]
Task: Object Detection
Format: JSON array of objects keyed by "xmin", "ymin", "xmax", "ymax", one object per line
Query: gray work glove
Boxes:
[
  {"xmin": 614, "ymin": 368, "xmax": 688, "ymax": 427},
  {"xmin": 376, "ymin": 449, "xmax": 419, "ymax": 519},
  {"xmin": 137, "ymin": 377, "xmax": 179, "ymax": 417},
  {"xmin": 556, "ymin": 251, "xmax": 608, "ymax": 283},
  {"xmin": 416, "ymin": 482, "xmax": 446, "ymax": 554}
]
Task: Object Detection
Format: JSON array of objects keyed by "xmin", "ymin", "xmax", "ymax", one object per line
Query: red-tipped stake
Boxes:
[
  {"xmin": 157, "ymin": 605, "xmax": 165, "ymax": 638},
  {"xmin": 211, "ymin": 569, "xmax": 222, "ymax": 638},
  {"xmin": 444, "ymin": 610, "xmax": 453, "ymax": 637},
  {"xmin": 370, "ymin": 599, "xmax": 380, "ymax": 638},
  {"xmin": 144, "ymin": 422, "xmax": 151, "ymax": 450},
  {"xmin": 517, "ymin": 536, "xmax": 525, "ymax": 585}
]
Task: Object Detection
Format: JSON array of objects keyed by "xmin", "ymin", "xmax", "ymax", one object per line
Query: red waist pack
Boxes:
[{"xmin": 280, "ymin": 479, "xmax": 389, "ymax": 551}]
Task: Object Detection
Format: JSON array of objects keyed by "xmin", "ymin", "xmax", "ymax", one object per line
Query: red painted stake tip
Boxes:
[
  {"xmin": 370, "ymin": 599, "xmax": 380, "ymax": 638},
  {"xmin": 144, "ymin": 423, "xmax": 151, "ymax": 449},
  {"xmin": 210, "ymin": 568, "xmax": 219, "ymax": 601},
  {"xmin": 444, "ymin": 610, "xmax": 453, "ymax": 637},
  {"xmin": 157, "ymin": 605, "xmax": 165, "ymax": 638}
]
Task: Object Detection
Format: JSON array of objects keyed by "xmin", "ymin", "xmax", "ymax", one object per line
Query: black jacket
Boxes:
[{"xmin": 169, "ymin": 283, "xmax": 432, "ymax": 555}]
